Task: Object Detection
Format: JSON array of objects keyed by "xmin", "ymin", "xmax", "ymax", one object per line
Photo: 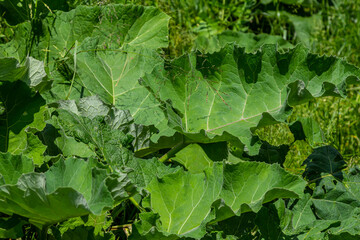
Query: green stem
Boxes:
[
  {"xmin": 66, "ymin": 40, "xmax": 78, "ymax": 100},
  {"xmin": 159, "ymin": 137, "xmax": 187, "ymax": 163},
  {"xmin": 129, "ymin": 197, "xmax": 145, "ymax": 212}
]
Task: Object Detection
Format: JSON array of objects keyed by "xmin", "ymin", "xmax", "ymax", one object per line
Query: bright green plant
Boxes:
[{"xmin": 0, "ymin": 2, "xmax": 360, "ymax": 240}]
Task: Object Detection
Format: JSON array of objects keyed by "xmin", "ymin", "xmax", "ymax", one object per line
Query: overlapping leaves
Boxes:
[{"xmin": 0, "ymin": 2, "xmax": 360, "ymax": 239}]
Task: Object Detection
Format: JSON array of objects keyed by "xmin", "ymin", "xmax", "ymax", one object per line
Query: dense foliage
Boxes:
[{"xmin": 0, "ymin": 0, "xmax": 360, "ymax": 239}]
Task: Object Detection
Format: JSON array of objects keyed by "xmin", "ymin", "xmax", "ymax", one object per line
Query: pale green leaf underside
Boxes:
[{"xmin": 0, "ymin": 158, "xmax": 113, "ymax": 228}]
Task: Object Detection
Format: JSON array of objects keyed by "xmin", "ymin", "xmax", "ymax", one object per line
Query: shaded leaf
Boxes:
[
  {"xmin": 248, "ymin": 141, "xmax": 290, "ymax": 165},
  {"xmin": 0, "ymin": 81, "xmax": 45, "ymax": 152},
  {"xmin": 289, "ymin": 117, "xmax": 326, "ymax": 147},
  {"xmin": 0, "ymin": 216, "xmax": 27, "ymax": 238},
  {"xmin": 302, "ymin": 146, "xmax": 346, "ymax": 182},
  {"xmin": 58, "ymin": 212, "xmax": 114, "ymax": 239}
]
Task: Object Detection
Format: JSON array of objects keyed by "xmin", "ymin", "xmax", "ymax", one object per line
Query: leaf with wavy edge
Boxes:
[
  {"xmin": 195, "ymin": 31, "xmax": 293, "ymax": 54},
  {"xmin": 144, "ymin": 44, "xmax": 360, "ymax": 154},
  {"xmin": 0, "ymin": 157, "xmax": 114, "ymax": 228},
  {"xmin": 0, "ymin": 81, "xmax": 45, "ymax": 153},
  {"xmin": 33, "ymin": 4, "xmax": 174, "ymax": 141},
  {"xmin": 146, "ymin": 163, "xmax": 223, "ymax": 238},
  {"xmin": 0, "ymin": 152, "xmax": 34, "ymax": 185},
  {"xmin": 0, "ymin": 57, "xmax": 48, "ymax": 91},
  {"xmin": 220, "ymin": 161, "xmax": 306, "ymax": 215}
]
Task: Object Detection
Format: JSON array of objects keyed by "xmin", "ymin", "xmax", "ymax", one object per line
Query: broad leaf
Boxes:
[
  {"xmin": 220, "ymin": 161, "xmax": 306, "ymax": 215},
  {"xmin": 147, "ymin": 163, "xmax": 223, "ymax": 238},
  {"xmin": 0, "ymin": 58, "xmax": 26, "ymax": 81},
  {"xmin": 302, "ymin": 146, "xmax": 346, "ymax": 182},
  {"xmin": 26, "ymin": 4, "xmax": 174, "ymax": 141},
  {"xmin": 327, "ymin": 208, "xmax": 360, "ymax": 239},
  {"xmin": 255, "ymin": 204, "xmax": 289, "ymax": 240},
  {"xmin": 312, "ymin": 171, "xmax": 360, "ymax": 221},
  {"xmin": 144, "ymin": 44, "xmax": 360, "ymax": 154},
  {"xmin": 0, "ymin": 152, "xmax": 34, "ymax": 185},
  {"xmin": 0, "ymin": 157, "xmax": 114, "ymax": 228},
  {"xmin": 0, "ymin": 57, "xmax": 49, "ymax": 91},
  {"xmin": 0, "ymin": 81, "xmax": 45, "ymax": 152}
]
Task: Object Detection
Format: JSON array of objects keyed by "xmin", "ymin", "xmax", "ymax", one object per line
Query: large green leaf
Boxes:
[
  {"xmin": 51, "ymin": 98, "xmax": 178, "ymax": 195},
  {"xmin": 25, "ymin": 4, "xmax": 174, "ymax": 141},
  {"xmin": 302, "ymin": 146, "xmax": 346, "ymax": 182},
  {"xmin": 147, "ymin": 163, "xmax": 223, "ymax": 238},
  {"xmin": 0, "ymin": 152, "xmax": 34, "ymax": 185},
  {"xmin": 52, "ymin": 96, "xmax": 177, "ymax": 159},
  {"xmin": 2, "ymin": 94, "xmax": 47, "ymax": 165},
  {"xmin": 0, "ymin": 57, "xmax": 48, "ymax": 159},
  {"xmin": 144, "ymin": 44, "xmax": 360, "ymax": 154},
  {"xmin": 327, "ymin": 208, "xmax": 360, "ymax": 239},
  {"xmin": 18, "ymin": 4, "xmax": 176, "ymax": 143},
  {"xmin": 125, "ymin": 158, "xmax": 180, "ymax": 193},
  {"xmin": 0, "ymin": 157, "xmax": 114, "ymax": 228},
  {"xmin": 0, "ymin": 58, "xmax": 26, "ymax": 81},
  {"xmin": 0, "ymin": 81, "xmax": 45, "ymax": 152},
  {"xmin": 106, "ymin": 145, "xmax": 180, "ymax": 193},
  {"xmin": 220, "ymin": 161, "xmax": 306, "ymax": 215},
  {"xmin": 0, "ymin": 57, "xmax": 48, "ymax": 90},
  {"xmin": 75, "ymin": 40, "xmax": 169, "ymax": 136}
]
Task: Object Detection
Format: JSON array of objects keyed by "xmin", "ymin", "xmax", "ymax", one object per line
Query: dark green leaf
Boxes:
[{"xmin": 302, "ymin": 146, "xmax": 346, "ymax": 182}]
